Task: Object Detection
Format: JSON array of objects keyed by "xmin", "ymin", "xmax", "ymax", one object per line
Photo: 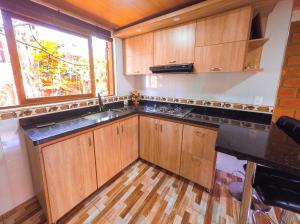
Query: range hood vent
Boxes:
[{"xmin": 150, "ymin": 63, "xmax": 193, "ymax": 73}]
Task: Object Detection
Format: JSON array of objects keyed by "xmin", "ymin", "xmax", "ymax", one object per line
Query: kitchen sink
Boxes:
[{"xmin": 83, "ymin": 110, "xmax": 120, "ymax": 121}]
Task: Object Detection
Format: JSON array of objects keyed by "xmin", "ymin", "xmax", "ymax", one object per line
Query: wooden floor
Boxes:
[{"xmin": 1, "ymin": 160, "xmax": 299, "ymax": 224}]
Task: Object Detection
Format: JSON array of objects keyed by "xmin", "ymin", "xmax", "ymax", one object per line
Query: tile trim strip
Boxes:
[
  {"xmin": 0, "ymin": 94, "xmax": 274, "ymax": 120},
  {"xmin": 0, "ymin": 96, "xmax": 129, "ymax": 120},
  {"xmin": 140, "ymin": 95, "xmax": 274, "ymax": 114}
]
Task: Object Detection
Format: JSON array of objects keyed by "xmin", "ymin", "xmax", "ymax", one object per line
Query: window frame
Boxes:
[{"xmin": 0, "ymin": 10, "xmax": 115, "ymax": 109}]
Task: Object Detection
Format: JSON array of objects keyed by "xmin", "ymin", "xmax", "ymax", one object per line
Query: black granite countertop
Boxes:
[{"xmin": 20, "ymin": 101, "xmax": 300, "ymax": 176}]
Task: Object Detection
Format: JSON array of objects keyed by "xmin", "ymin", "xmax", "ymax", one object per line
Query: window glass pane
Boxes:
[
  {"xmin": 12, "ymin": 18, "xmax": 91, "ymax": 98},
  {"xmin": 92, "ymin": 37, "xmax": 109, "ymax": 96},
  {"xmin": 0, "ymin": 11, "xmax": 18, "ymax": 107}
]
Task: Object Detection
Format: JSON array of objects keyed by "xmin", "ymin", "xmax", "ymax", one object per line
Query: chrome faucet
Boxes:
[{"xmin": 98, "ymin": 93, "xmax": 105, "ymax": 112}]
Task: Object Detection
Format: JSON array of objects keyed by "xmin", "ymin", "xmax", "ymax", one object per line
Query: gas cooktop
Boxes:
[{"xmin": 142, "ymin": 105, "xmax": 192, "ymax": 118}]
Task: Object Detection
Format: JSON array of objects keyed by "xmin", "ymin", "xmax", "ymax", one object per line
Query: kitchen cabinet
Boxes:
[
  {"xmin": 120, "ymin": 116, "xmax": 139, "ymax": 168},
  {"xmin": 139, "ymin": 116, "xmax": 159, "ymax": 164},
  {"xmin": 157, "ymin": 119, "xmax": 183, "ymax": 174},
  {"xmin": 194, "ymin": 41, "xmax": 247, "ymax": 73},
  {"xmin": 195, "ymin": 6, "xmax": 252, "ymax": 46},
  {"xmin": 42, "ymin": 132, "xmax": 97, "ymax": 222},
  {"xmin": 94, "ymin": 122, "xmax": 122, "ymax": 187},
  {"xmin": 94, "ymin": 116, "xmax": 139, "ymax": 187},
  {"xmin": 180, "ymin": 125, "xmax": 217, "ymax": 190},
  {"xmin": 139, "ymin": 116, "xmax": 182, "ymax": 174},
  {"xmin": 124, "ymin": 32, "xmax": 153, "ymax": 75},
  {"xmin": 154, "ymin": 22, "xmax": 195, "ymax": 65}
]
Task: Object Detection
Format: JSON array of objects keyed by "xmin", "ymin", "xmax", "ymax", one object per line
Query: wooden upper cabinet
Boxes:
[
  {"xmin": 124, "ymin": 32, "xmax": 153, "ymax": 75},
  {"xmin": 94, "ymin": 123, "xmax": 122, "ymax": 187},
  {"xmin": 157, "ymin": 119, "xmax": 183, "ymax": 174},
  {"xmin": 120, "ymin": 116, "xmax": 139, "ymax": 168},
  {"xmin": 139, "ymin": 116, "xmax": 159, "ymax": 164},
  {"xmin": 195, "ymin": 6, "xmax": 252, "ymax": 46},
  {"xmin": 194, "ymin": 41, "xmax": 247, "ymax": 73},
  {"xmin": 180, "ymin": 125, "xmax": 217, "ymax": 190},
  {"xmin": 154, "ymin": 21, "xmax": 196, "ymax": 65},
  {"xmin": 42, "ymin": 132, "xmax": 97, "ymax": 222}
]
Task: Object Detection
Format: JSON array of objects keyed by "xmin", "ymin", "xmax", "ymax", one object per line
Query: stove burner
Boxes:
[{"xmin": 143, "ymin": 105, "xmax": 192, "ymax": 118}]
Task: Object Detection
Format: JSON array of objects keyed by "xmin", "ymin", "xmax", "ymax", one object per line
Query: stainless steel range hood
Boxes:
[{"xmin": 149, "ymin": 63, "xmax": 193, "ymax": 73}]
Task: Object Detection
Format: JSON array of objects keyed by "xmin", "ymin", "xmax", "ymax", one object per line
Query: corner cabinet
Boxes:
[
  {"xmin": 139, "ymin": 116, "xmax": 159, "ymax": 164},
  {"xmin": 157, "ymin": 119, "xmax": 183, "ymax": 174},
  {"xmin": 139, "ymin": 116, "xmax": 217, "ymax": 189},
  {"xmin": 139, "ymin": 117, "xmax": 183, "ymax": 174},
  {"xmin": 42, "ymin": 132, "xmax": 97, "ymax": 222},
  {"xmin": 154, "ymin": 22, "xmax": 196, "ymax": 66},
  {"xmin": 124, "ymin": 33, "xmax": 153, "ymax": 75}
]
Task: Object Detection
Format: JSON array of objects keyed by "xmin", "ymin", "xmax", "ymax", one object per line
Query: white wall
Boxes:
[
  {"xmin": 0, "ymin": 119, "xmax": 34, "ymax": 215},
  {"xmin": 114, "ymin": 38, "xmax": 136, "ymax": 96},
  {"xmin": 132, "ymin": 0, "xmax": 293, "ymax": 106}
]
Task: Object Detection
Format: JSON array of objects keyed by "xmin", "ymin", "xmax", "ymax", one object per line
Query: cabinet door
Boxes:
[
  {"xmin": 195, "ymin": 6, "xmax": 252, "ymax": 46},
  {"xmin": 194, "ymin": 41, "xmax": 247, "ymax": 73},
  {"xmin": 154, "ymin": 22, "xmax": 195, "ymax": 65},
  {"xmin": 180, "ymin": 125, "xmax": 217, "ymax": 190},
  {"xmin": 158, "ymin": 120, "xmax": 183, "ymax": 174},
  {"xmin": 120, "ymin": 116, "xmax": 139, "ymax": 168},
  {"xmin": 124, "ymin": 32, "xmax": 153, "ymax": 57},
  {"xmin": 139, "ymin": 116, "xmax": 159, "ymax": 164},
  {"xmin": 125, "ymin": 54, "xmax": 153, "ymax": 75},
  {"xmin": 43, "ymin": 132, "xmax": 97, "ymax": 222},
  {"xmin": 124, "ymin": 32, "xmax": 153, "ymax": 75},
  {"xmin": 94, "ymin": 123, "xmax": 122, "ymax": 187}
]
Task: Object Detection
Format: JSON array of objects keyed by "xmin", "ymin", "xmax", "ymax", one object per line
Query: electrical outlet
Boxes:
[{"xmin": 254, "ymin": 96, "xmax": 263, "ymax": 105}]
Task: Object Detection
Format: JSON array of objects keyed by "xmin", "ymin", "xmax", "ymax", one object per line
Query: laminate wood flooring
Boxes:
[{"xmin": 2, "ymin": 160, "xmax": 299, "ymax": 224}]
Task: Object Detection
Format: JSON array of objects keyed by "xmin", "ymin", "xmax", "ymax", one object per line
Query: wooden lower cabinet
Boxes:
[
  {"xmin": 94, "ymin": 122, "xmax": 122, "ymax": 187},
  {"xmin": 140, "ymin": 116, "xmax": 183, "ymax": 174},
  {"xmin": 42, "ymin": 132, "xmax": 97, "ymax": 222},
  {"xmin": 139, "ymin": 116, "xmax": 217, "ymax": 190},
  {"xmin": 139, "ymin": 116, "xmax": 159, "ymax": 164},
  {"xmin": 94, "ymin": 116, "xmax": 139, "ymax": 187},
  {"xmin": 120, "ymin": 116, "xmax": 139, "ymax": 168},
  {"xmin": 157, "ymin": 119, "xmax": 183, "ymax": 174},
  {"xmin": 180, "ymin": 125, "xmax": 217, "ymax": 190}
]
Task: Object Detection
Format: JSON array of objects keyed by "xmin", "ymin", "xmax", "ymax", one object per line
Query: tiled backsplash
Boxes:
[
  {"xmin": 140, "ymin": 95, "xmax": 274, "ymax": 114},
  {"xmin": 0, "ymin": 96, "xmax": 129, "ymax": 120},
  {"xmin": 0, "ymin": 94, "xmax": 274, "ymax": 120}
]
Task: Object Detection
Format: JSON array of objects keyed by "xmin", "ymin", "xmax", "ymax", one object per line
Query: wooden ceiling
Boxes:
[{"xmin": 35, "ymin": 0, "xmax": 203, "ymax": 30}]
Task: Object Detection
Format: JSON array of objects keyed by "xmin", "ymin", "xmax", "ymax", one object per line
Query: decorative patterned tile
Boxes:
[
  {"xmin": 0, "ymin": 95, "xmax": 130, "ymax": 120},
  {"xmin": 141, "ymin": 95, "xmax": 274, "ymax": 114}
]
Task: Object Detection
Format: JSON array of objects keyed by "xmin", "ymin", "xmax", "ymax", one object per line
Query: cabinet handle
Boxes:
[
  {"xmin": 169, "ymin": 60, "xmax": 176, "ymax": 64},
  {"xmin": 160, "ymin": 124, "xmax": 162, "ymax": 132},
  {"xmin": 88, "ymin": 137, "xmax": 92, "ymax": 147},
  {"xmin": 210, "ymin": 67, "xmax": 222, "ymax": 72},
  {"xmin": 117, "ymin": 127, "xmax": 119, "ymax": 135},
  {"xmin": 121, "ymin": 125, "xmax": 124, "ymax": 133}
]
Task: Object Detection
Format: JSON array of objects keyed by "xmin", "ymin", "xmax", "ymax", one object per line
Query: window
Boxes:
[
  {"xmin": 12, "ymin": 18, "xmax": 91, "ymax": 98},
  {"xmin": 0, "ymin": 10, "xmax": 114, "ymax": 108},
  {"xmin": 0, "ymin": 12, "xmax": 18, "ymax": 107}
]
